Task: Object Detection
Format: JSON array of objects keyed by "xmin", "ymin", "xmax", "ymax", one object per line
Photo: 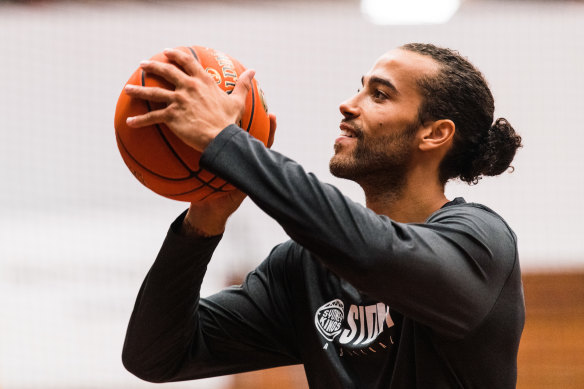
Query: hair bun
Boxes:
[{"xmin": 477, "ymin": 118, "xmax": 523, "ymax": 177}]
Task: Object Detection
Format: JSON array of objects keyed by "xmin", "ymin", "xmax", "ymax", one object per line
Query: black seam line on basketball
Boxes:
[
  {"xmin": 187, "ymin": 46, "xmax": 199, "ymax": 62},
  {"xmin": 245, "ymin": 82, "xmax": 255, "ymax": 132},
  {"xmin": 211, "ymin": 178, "xmax": 230, "ymax": 191},
  {"xmin": 163, "ymin": 183, "xmax": 207, "ymax": 196},
  {"xmin": 139, "ymin": 67, "xmax": 224, "ymax": 191},
  {"xmin": 163, "ymin": 183, "xmax": 230, "ymax": 198},
  {"xmin": 116, "ymin": 130, "xmax": 199, "ymax": 182},
  {"xmin": 138, "ymin": 53, "xmax": 226, "ymax": 191},
  {"xmin": 141, "ymin": 69, "xmax": 197, "ymax": 178},
  {"xmin": 164, "ymin": 46, "xmax": 226, "ymax": 190},
  {"xmin": 192, "ymin": 170, "xmax": 228, "ymax": 188},
  {"xmin": 206, "ymin": 176, "xmax": 231, "ymax": 191},
  {"xmin": 183, "ymin": 45, "xmax": 224, "ymax": 192},
  {"xmin": 198, "ymin": 190, "xmax": 221, "ymax": 202}
]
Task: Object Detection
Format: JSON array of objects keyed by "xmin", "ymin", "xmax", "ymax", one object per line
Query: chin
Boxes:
[{"xmin": 329, "ymin": 156, "xmax": 354, "ymax": 179}]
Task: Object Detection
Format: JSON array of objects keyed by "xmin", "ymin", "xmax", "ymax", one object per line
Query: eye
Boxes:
[{"xmin": 372, "ymin": 89, "xmax": 388, "ymax": 100}]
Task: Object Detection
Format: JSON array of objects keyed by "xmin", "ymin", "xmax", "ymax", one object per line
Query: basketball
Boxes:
[{"xmin": 114, "ymin": 46, "xmax": 270, "ymax": 202}]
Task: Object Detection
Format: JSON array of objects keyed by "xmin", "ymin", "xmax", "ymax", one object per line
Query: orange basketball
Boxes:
[{"xmin": 114, "ymin": 46, "xmax": 270, "ymax": 202}]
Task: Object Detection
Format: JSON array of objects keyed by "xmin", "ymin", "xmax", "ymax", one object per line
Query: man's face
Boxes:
[{"xmin": 329, "ymin": 49, "xmax": 439, "ymax": 186}]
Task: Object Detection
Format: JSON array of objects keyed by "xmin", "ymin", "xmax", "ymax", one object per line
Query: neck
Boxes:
[{"xmin": 362, "ymin": 171, "xmax": 449, "ymax": 223}]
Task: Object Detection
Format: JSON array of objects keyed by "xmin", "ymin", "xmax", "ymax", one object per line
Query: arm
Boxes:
[
  {"xmin": 122, "ymin": 212, "xmax": 301, "ymax": 383},
  {"xmin": 123, "ymin": 48, "xmax": 517, "ymax": 339},
  {"xmin": 122, "ymin": 50, "xmax": 286, "ymax": 381},
  {"xmin": 200, "ymin": 126, "xmax": 519, "ymax": 338}
]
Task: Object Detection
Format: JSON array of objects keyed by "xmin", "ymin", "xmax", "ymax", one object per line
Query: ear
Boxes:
[{"xmin": 418, "ymin": 119, "xmax": 455, "ymax": 152}]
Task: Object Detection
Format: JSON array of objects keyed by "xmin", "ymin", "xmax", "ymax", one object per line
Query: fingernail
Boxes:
[
  {"xmin": 163, "ymin": 48, "xmax": 172, "ymax": 53},
  {"xmin": 126, "ymin": 116, "xmax": 135, "ymax": 125},
  {"xmin": 140, "ymin": 60, "xmax": 150, "ymax": 66}
]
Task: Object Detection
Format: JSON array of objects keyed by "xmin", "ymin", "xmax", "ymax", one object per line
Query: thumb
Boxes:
[
  {"xmin": 267, "ymin": 113, "xmax": 277, "ymax": 148},
  {"xmin": 232, "ymin": 69, "xmax": 255, "ymax": 106}
]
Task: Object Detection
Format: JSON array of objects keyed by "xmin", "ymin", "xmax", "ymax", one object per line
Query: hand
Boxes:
[
  {"xmin": 181, "ymin": 112, "xmax": 277, "ymax": 238},
  {"xmin": 124, "ymin": 48, "xmax": 255, "ymax": 152}
]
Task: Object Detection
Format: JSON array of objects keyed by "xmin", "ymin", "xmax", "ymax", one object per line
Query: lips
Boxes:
[{"xmin": 339, "ymin": 122, "xmax": 358, "ymax": 138}]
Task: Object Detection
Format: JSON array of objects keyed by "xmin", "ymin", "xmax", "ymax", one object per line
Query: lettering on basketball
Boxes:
[
  {"xmin": 315, "ymin": 299, "xmax": 345, "ymax": 341},
  {"xmin": 205, "ymin": 67, "xmax": 222, "ymax": 84},
  {"xmin": 257, "ymin": 81, "xmax": 269, "ymax": 113},
  {"xmin": 213, "ymin": 51, "xmax": 238, "ymax": 93}
]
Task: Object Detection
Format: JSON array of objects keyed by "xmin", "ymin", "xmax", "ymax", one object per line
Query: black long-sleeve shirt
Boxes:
[{"xmin": 122, "ymin": 125, "xmax": 525, "ymax": 388}]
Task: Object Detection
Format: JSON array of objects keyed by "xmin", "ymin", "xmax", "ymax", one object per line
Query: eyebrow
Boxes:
[{"xmin": 361, "ymin": 75, "xmax": 400, "ymax": 95}]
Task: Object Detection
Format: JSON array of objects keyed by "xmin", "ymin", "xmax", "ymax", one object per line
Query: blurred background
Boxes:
[{"xmin": 0, "ymin": 0, "xmax": 582, "ymax": 388}]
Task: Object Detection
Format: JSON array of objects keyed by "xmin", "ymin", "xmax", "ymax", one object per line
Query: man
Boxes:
[{"xmin": 122, "ymin": 43, "xmax": 524, "ymax": 388}]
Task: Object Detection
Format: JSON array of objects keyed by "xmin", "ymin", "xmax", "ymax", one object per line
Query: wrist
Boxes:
[
  {"xmin": 199, "ymin": 127, "xmax": 224, "ymax": 151},
  {"xmin": 180, "ymin": 204, "xmax": 227, "ymax": 238}
]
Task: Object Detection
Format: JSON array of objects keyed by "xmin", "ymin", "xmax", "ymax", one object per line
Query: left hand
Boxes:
[{"xmin": 124, "ymin": 48, "xmax": 255, "ymax": 152}]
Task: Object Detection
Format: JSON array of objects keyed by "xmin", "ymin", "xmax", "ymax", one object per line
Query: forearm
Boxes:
[
  {"xmin": 123, "ymin": 210, "xmax": 302, "ymax": 383},
  {"xmin": 122, "ymin": 212, "xmax": 221, "ymax": 382}
]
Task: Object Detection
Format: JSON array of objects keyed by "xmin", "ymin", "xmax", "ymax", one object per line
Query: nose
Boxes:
[{"xmin": 339, "ymin": 93, "xmax": 360, "ymax": 120}]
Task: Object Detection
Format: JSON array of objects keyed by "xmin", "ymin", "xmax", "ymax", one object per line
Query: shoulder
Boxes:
[
  {"xmin": 429, "ymin": 200, "xmax": 515, "ymax": 234},
  {"xmin": 265, "ymin": 240, "xmax": 306, "ymax": 263},
  {"xmin": 259, "ymin": 240, "xmax": 328, "ymax": 284},
  {"xmin": 427, "ymin": 199, "xmax": 518, "ymax": 257},
  {"xmin": 257, "ymin": 240, "xmax": 311, "ymax": 276}
]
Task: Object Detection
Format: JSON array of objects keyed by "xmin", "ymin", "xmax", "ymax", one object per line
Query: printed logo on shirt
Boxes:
[
  {"xmin": 338, "ymin": 302, "xmax": 394, "ymax": 346},
  {"xmin": 315, "ymin": 300, "xmax": 397, "ymax": 356},
  {"xmin": 315, "ymin": 299, "xmax": 345, "ymax": 341}
]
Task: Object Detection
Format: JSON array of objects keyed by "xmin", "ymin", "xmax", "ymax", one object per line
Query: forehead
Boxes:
[{"xmin": 365, "ymin": 49, "xmax": 440, "ymax": 94}]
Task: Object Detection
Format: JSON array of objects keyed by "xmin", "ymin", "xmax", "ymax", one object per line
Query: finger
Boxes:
[
  {"xmin": 140, "ymin": 59, "xmax": 186, "ymax": 86},
  {"xmin": 231, "ymin": 69, "xmax": 255, "ymax": 104},
  {"xmin": 126, "ymin": 109, "xmax": 167, "ymax": 128},
  {"xmin": 163, "ymin": 47, "xmax": 200, "ymax": 77},
  {"xmin": 267, "ymin": 113, "xmax": 277, "ymax": 148},
  {"xmin": 124, "ymin": 84, "xmax": 174, "ymax": 103},
  {"xmin": 164, "ymin": 47, "xmax": 213, "ymax": 87}
]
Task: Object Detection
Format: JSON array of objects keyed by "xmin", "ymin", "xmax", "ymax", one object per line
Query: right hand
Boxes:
[{"xmin": 181, "ymin": 113, "xmax": 277, "ymax": 238}]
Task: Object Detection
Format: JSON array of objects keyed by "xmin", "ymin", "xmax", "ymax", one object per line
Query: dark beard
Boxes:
[{"xmin": 329, "ymin": 121, "xmax": 418, "ymax": 193}]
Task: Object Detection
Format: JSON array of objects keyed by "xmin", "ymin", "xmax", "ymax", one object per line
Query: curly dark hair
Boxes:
[{"xmin": 400, "ymin": 43, "xmax": 523, "ymax": 185}]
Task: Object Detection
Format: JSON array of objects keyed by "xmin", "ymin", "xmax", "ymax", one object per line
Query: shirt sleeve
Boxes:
[
  {"xmin": 122, "ymin": 211, "xmax": 301, "ymax": 383},
  {"xmin": 199, "ymin": 125, "xmax": 520, "ymax": 339}
]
